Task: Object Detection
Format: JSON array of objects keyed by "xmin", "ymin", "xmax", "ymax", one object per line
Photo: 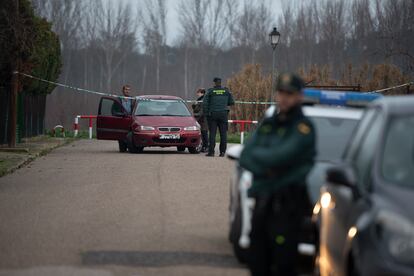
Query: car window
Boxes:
[
  {"xmin": 135, "ymin": 100, "xmax": 191, "ymax": 117},
  {"xmin": 310, "ymin": 117, "xmax": 359, "ymax": 161},
  {"xmin": 353, "ymin": 113, "xmax": 384, "ymax": 189},
  {"xmin": 100, "ymin": 98, "xmax": 122, "ymax": 116},
  {"xmin": 381, "ymin": 115, "xmax": 414, "ymax": 188},
  {"xmin": 345, "ymin": 108, "xmax": 377, "ymax": 160}
]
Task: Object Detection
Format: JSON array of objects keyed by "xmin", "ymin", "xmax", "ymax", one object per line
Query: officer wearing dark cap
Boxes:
[
  {"xmin": 203, "ymin": 77, "xmax": 235, "ymax": 157},
  {"xmin": 239, "ymin": 73, "xmax": 316, "ymax": 276}
]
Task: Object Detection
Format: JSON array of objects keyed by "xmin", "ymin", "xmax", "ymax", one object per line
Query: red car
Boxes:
[{"xmin": 96, "ymin": 95, "xmax": 201, "ymax": 153}]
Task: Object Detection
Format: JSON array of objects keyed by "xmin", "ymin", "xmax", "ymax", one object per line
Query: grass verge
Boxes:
[{"xmin": 0, "ymin": 136, "xmax": 75, "ymax": 177}]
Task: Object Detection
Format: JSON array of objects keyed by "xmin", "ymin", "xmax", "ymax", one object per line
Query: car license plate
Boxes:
[{"xmin": 159, "ymin": 134, "xmax": 180, "ymax": 139}]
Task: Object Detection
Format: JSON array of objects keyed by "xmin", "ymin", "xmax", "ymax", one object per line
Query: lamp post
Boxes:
[{"xmin": 269, "ymin": 27, "xmax": 280, "ymax": 103}]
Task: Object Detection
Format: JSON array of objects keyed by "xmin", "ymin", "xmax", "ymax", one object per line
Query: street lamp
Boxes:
[
  {"xmin": 269, "ymin": 27, "xmax": 281, "ymax": 49},
  {"xmin": 269, "ymin": 27, "xmax": 280, "ymax": 103}
]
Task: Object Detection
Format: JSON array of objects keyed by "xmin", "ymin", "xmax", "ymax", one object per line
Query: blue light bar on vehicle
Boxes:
[{"xmin": 303, "ymin": 89, "xmax": 382, "ymax": 107}]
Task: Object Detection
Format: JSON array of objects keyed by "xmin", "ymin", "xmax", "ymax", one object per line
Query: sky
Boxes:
[{"xmin": 124, "ymin": 0, "xmax": 284, "ymax": 45}]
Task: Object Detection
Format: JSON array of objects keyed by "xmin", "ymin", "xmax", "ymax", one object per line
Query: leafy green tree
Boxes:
[
  {"xmin": 0, "ymin": 0, "xmax": 62, "ymax": 94},
  {"xmin": 27, "ymin": 17, "xmax": 62, "ymax": 95}
]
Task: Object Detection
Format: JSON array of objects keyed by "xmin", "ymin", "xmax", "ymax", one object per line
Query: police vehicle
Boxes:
[
  {"xmin": 316, "ymin": 96, "xmax": 414, "ymax": 276},
  {"xmin": 227, "ymin": 90, "xmax": 381, "ymax": 271}
]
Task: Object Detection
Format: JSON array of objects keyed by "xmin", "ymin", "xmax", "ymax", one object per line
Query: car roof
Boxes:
[
  {"xmin": 371, "ymin": 96, "xmax": 414, "ymax": 115},
  {"xmin": 136, "ymin": 95, "xmax": 183, "ymax": 100},
  {"xmin": 265, "ymin": 105, "xmax": 363, "ymax": 120},
  {"xmin": 303, "ymin": 105, "xmax": 363, "ymax": 120}
]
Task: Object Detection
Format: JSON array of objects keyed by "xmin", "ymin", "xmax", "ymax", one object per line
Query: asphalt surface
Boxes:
[{"xmin": 0, "ymin": 140, "xmax": 247, "ymax": 276}]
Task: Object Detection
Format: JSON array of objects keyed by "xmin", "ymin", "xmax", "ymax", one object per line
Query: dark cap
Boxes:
[
  {"xmin": 213, "ymin": 77, "xmax": 222, "ymax": 83},
  {"xmin": 275, "ymin": 73, "xmax": 305, "ymax": 93}
]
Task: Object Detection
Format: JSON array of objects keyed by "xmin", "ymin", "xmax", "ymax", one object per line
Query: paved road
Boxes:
[{"xmin": 0, "ymin": 140, "xmax": 248, "ymax": 276}]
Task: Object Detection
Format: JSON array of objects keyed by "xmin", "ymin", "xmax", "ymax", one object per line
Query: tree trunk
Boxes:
[
  {"xmin": 184, "ymin": 47, "xmax": 188, "ymax": 98},
  {"xmin": 156, "ymin": 45, "xmax": 160, "ymax": 92},
  {"xmin": 9, "ymin": 69, "xmax": 19, "ymax": 147}
]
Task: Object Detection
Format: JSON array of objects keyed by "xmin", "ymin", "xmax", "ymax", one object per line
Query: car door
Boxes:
[
  {"xmin": 96, "ymin": 97, "xmax": 131, "ymax": 140},
  {"xmin": 321, "ymin": 108, "xmax": 382, "ymax": 273}
]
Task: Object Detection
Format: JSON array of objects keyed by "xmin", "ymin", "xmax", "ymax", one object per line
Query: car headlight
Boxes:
[
  {"xmin": 184, "ymin": 126, "xmax": 199, "ymax": 131},
  {"xmin": 139, "ymin": 126, "xmax": 155, "ymax": 131},
  {"xmin": 376, "ymin": 210, "xmax": 414, "ymax": 264}
]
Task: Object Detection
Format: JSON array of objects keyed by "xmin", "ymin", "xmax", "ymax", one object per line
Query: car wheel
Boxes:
[
  {"xmin": 188, "ymin": 146, "xmax": 200, "ymax": 154},
  {"xmin": 177, "ymin": 146, "xmax": 186, "ymax": 152},
  {"xmin": 231, "ymin": 205, "xmax": 249, "ymax": 264},
  {"xmin": 118, "ymin": 140, "xmax": 127, "ymax": 152},
  {"xmin": 127, "ymin": 132, "xmax": 143, "ymax": 154},
  {"xmin": 196, "ymin": 142, "xmax": 203, "ymax": 152}
]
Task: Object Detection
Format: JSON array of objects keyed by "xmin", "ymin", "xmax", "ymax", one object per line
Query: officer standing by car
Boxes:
[
  {"xmin": 239, "ymin": 73, "xmax": 316, "ymax": 276},
  {"xmin": 192, "ymin": 88, "xmax": 209, "ymax": 152},
  {"xmin": 203, "ymin": 77, "xmax": 235, "ymax": 157}
]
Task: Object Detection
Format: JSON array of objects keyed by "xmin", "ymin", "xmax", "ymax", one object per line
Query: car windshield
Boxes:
[
  {"xmin": 135, "ymin": 100, "xmax": 191, "ymax": 117},
  {"xmin": 310, "ymin": 117, "xmax": 359, "ymax": 161},
  {"xmin": 381, "ymin": 115, "xmax": 414, "ymax": 188}
]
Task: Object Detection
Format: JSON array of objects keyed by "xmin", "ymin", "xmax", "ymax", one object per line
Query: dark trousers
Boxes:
[
  {"xmin": 201, "ymin": 130, "xmax": 209, "ymax": 149},
  {"xmin": 195, "ymin": 116, "xmax": 209, "ymax": 150},
  {"xmin": 207, "ymin": 111, "xmax": 228, "ymax": 154},
  {"xmin": 248, "ymin": 185, "xmax": 310, "ymax": 276}
]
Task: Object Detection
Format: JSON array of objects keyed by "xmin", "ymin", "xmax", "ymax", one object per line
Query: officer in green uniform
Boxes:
[
  {"xmin": 203, "ymin": 77, "xmax": 235, "ymax": 157},
  {"xmin": 239, "ymin": 73, "xmax": 316, "ymax": 276}
]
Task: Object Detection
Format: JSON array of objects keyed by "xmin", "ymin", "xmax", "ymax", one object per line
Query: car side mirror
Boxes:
[
  {"xmin": 327, "ymin": 165, "xmax": 361, "ymax": 199},
  {"xmin": 327, "ymin": 165, "xmax": 357, "ymax": 188}
]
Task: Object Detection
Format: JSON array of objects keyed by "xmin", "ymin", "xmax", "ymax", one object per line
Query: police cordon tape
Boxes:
[
  {"xmin": 14, "ymin": 71, "xmax": 135, "ymax": 100},
  {"xmin": 74, "ymin": 115, "xmax": 257, "ymax": 144},
  {"xmin": 13, "ymin": 71, "xmax": 275, "ymax": 105},
  {"xmin": 370, "ymin": 81, "xmax": 414, "ymax": 94},
  {"xmin": 17, "ymin": 71, "xmax": 413, "ymax": 104}
]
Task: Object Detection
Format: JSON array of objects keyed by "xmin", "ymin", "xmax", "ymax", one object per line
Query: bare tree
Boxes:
[
  {"xmin": 347, "ymin": 0, "xmax": 375, "ymax": 64},
  {"xmin": 374, "ymin": 0, "xmax": 414, "ymax": 71},
  {"xmin": 291, "ymin": 2, "xmax": 319, "ymax": 69},
  {"xmin": 177, "ymin": 0, "xmax": 232, "ymax": 48},
  {"xmin": 93, "ymin": 0, "xmax": 138, "ymax": 92},
  {"xmin": 142, "ymin": 0, "xmax": 167, "ymax": 92},
  {"xmin": 32, "ymin": 0, "xmax": 84, "ymax": 51},
  {"xmin": 317, "ymin": 0, "xmax": 348, "ymax": 70},
  {"xmin": 232, "ymin": 0, "xmax": 272, "ymax": 63},
  {"xmin": 177, "ymin": 0, "xmax": 235, "ymax": 95}
]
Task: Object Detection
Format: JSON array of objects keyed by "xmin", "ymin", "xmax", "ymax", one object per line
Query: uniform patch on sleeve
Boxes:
[{"xmin": 298, "ymin": 122, "xmax": 311, "ymax": 135}]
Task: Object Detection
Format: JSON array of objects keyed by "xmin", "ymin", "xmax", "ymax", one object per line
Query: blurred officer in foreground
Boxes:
[
  {"xmin": 203, "ymin": 77, "xmax": 235, "ymax": 157},
  {"xmin": 192, "ymin": 88, "xmax": 209, "ymax": 152},
  {"xmin": 239, "ymin": 73, "xmax": 316, "ymax": 275}
]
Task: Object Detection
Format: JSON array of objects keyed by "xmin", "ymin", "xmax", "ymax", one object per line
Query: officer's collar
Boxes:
[
  {"xmin": 197, "ymin": 95, "xmax": 204, "ymax": 101},
  {"xmin": 275, "ymin": 105, "xmax": 303, "ymax": 123}
]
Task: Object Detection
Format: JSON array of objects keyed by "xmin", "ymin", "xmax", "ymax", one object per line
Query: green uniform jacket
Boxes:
[
  {"xmin": 239, "ymin": 106, "xmax": 316, "ymax": 197},
  {"xmin": 203, "ymin": 86, "xmax": 235, "ymax": 115}
]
